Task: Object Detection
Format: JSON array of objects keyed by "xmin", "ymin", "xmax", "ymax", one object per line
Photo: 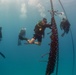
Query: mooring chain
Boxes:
[{"xmin": 46, "ymin": 18, "xmax": 59, "ymax": 75}]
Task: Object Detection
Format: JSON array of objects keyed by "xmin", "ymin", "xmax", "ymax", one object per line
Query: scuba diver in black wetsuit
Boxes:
[
  {"xmin": 26, "ymin": 18, "xmax": 52, "ymax": 45},
  {"xmin": 60, "ymin": 18, "xmax": 70, "ymax": 37},
  {"xmin": 18, "ymin": 28, "xmax": 28, "ymax": 45},
  {"xmin": 0, "ymin": 27, "xmax": 2, "ymax": 41}
]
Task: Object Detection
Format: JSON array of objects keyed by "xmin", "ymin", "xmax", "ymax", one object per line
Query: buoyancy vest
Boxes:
[{"xmin": 34, "ymin": 21, "xmax": 45, "ymax": 35}]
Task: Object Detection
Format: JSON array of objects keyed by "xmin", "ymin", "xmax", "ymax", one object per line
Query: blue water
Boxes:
[{"xmin": 0, "ymin": 0, "xmax": 76, "ymax": 75}]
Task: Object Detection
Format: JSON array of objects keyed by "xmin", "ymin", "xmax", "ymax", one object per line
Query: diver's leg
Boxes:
[
  {"xmin": 61, "ymin": 31, "xmax": 65, "ymax": 37},
  {"xmin": 27, "ymin": 34, "xmax": 36, "ymax": 44},
  {"xmin": 34, "ymin": 42, "xmax": 41, "ymax": 45},
  {"xmin": 26, "ymin": 34, "xmax": 41, "ymax": 45},
  {"xmin": 27, "ymin": 38, "xmax": 35, "ymax": 44},
  {"xmin": 23, "ymin": 37, "xmax": 28, "ymax": 41},
  {"xmin": 18, "ymin": 38, "xmax": 21, "ymax": 45},
  {"xmin": 19, "ymin": 35, "xmax": 28, "ymax": 41},
  {"xmin": 34, "ymin": 36, "xmax": 42, "ymax": 45},
  {"xmin": 26, "ymin": 38, "xmax": 41, "ymax": 45}
]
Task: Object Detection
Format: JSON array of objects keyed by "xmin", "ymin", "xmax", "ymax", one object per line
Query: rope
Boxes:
[
  {"xmin": 46, "ymin": 17, "xmax": 59, "ymax": 75},
  {"xmin": 45, "ymin": 0, "xmax": 59, "ymax": 75},
  {"xmin": 58, "ymin": 0, "xmax": 75, "ymax": 75},
  {"xmin": 58, "ymin": 0, "xmax": 68, "ymax": 19},
  {"xmin": 70, "ymin": 28, "xmax": 75, "ymax": 75}
]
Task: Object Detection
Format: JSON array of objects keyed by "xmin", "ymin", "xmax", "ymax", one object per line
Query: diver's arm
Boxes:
[{"xmin": 45, "ymin": 24, "xmax": 52, "ymax": 29}]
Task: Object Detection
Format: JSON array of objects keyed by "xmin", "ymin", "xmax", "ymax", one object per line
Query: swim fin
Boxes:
[
  {"xmin": 18, "ymin": 38, "xmax": 21, "ymax": 46},
  {"xmin": 0, "ymin": 52, "xmax": 5, "ymax": 58}
]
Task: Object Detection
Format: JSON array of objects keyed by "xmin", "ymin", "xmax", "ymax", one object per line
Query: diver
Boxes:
[
  {"xmin": 18, "ymin": 28, "xmax": 28, "ymax": 45},
  {"xmin": 0, "ymin": 27, "xmax": 2, "ymax": 41},
  {"xmin": 60, "ymin": 18, "xmax": 70, "ymax": 37},
  {"xmin": 26, "ymin": 18, "xmax": 52, "ymax": 45}
]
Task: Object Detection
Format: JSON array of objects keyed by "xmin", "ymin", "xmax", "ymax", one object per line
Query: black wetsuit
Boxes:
[
  {"xmin": 18, "ymin": 28, "xmax": 27, "ymax": 45},
  {"xmin": 60, "ymin": 19, "xmax": 70, "ymax": 33},
  {"xmin": 19, "ymin": 29, "xmax": 27, "ymax": 40},
  {"xmin": 33, "ymin": 21, "xmax": 51, "ymax": 42}
]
